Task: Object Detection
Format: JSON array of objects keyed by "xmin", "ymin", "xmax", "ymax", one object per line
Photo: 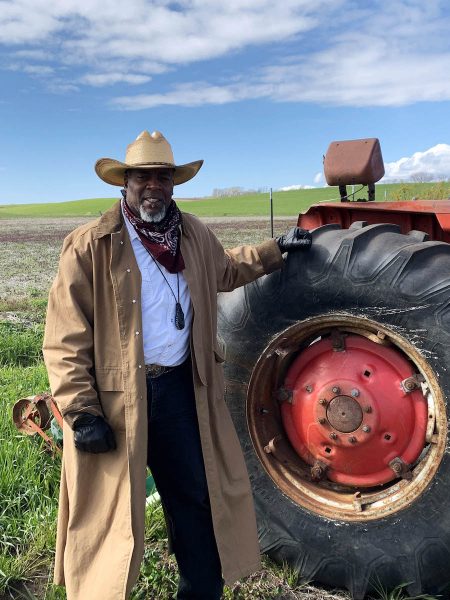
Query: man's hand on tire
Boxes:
[
  {"xmin": 276, "ymin": 227, "xmax": 312, "ymax": 252},
  {"xmin": 72, "ymin": 414, "xmax": 117, "ymax": 453}
]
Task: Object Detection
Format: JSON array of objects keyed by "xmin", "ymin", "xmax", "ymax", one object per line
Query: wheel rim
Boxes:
[{"xmin": 247, "ymin": 314, "xmax": 447, "ymax": 521}]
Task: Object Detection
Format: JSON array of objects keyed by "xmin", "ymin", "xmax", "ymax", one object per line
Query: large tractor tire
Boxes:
[{"xmin": 218, "ymin": 222, "xmax": 450, "ymax": 599}]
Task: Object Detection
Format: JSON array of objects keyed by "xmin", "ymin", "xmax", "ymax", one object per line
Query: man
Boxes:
[{"xmin": 43, "ymin": 130, "xmax": 311, "ymax": 600}]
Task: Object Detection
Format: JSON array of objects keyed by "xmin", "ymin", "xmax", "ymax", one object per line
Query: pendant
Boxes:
[{"xmin": 175, "ymin": 302, "xmax": 185, "ymax": 330}]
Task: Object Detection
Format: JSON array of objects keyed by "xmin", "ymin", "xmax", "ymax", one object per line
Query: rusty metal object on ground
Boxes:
[{"xmin": 12, "ymin": 393, "xmax": 63, "ymax": 454}]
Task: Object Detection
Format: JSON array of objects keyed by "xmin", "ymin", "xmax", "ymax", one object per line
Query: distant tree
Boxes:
[{"xmin": 411, "ymin": 172, "xmax": 434, "ymax": 183}]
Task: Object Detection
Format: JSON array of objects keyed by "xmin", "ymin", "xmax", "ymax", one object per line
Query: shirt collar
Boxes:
[{"xmin": 121, "ymin": 204, "xmax": 140, "ymax": 242}]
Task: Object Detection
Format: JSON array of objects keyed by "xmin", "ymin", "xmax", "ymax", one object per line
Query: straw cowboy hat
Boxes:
[{"xmin": 95, "ymin": 130, "xmax": 203, "ymax": 186}]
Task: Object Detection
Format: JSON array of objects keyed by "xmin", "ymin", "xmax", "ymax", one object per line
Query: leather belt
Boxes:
[{"xmin": 145, "ymin": 363, "xmax": 176, "ymax": 378}]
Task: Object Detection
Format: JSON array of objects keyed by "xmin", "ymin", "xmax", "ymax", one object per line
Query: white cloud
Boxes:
[
  {"xmin": 14, "ymin": 49, "xmax": 51, "ymax": 60},
  {"xmin": 2, "ymin": 0, "xmax": 450, "ymax": 108},
  {"xmin": 0, "ymin": 0, "xmax": 331, "ymax": 89},
  {"xmin": 383, "ymin": 144, "xmax": 450, "ymax": 182},
  {"xmin": 313, "ymin": 172, "xmax": 323, "ymax": 184},
  {"xmin": 23, "ymin": 64, "xmax": 54, "ymax": 75},
  {"xmin": 111, "ymin": 82, "xmax": 260, "ymax": 109},
  {"xmin": 278, "ymin": 184, "xmax": 316, "ymax": 191},
  {"xmin": 109, "ymin": 1, "xmax": 450, "ymax": 108},
  {"xmin": 80, "ymin": 73, "xmax": 152, "ymax": 86}
]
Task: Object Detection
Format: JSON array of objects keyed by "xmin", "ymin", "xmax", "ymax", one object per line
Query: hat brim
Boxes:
[{"xmin": 95, "ymin": 158, "xmax": 203, "ymax": 186}]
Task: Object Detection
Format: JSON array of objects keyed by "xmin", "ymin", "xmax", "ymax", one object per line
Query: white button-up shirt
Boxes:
[{"xmin": 123, "ymin": 214, "xmax": 192, "ymax": 366}]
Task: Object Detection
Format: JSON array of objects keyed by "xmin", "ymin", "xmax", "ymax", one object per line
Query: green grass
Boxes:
[
  {"xmin": 0, "ymin": 322, "xmax": 44, "ymax": 367},
  {"xmin": 0, "ymin": 311, "xmax": 320, "ymax": 599},
  {"xmin": 0, "ymin": 363, "xmax": 58, "ymax": 595},
  {"xmin": 1, "ymin": 212, "xmax": 444, "ymax": 598},
  {"xmin": 2, "ymin": 182, "xmax": 450, "ymax": 219}
]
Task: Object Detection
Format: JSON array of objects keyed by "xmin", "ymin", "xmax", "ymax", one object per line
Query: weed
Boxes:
[
  {"xmin": 0, "ymin": 323, "xmax": 44, "ymax": 366},
  {"xmin": 370, "ymin": 578, "xmax": 438, "ymax": 600}
]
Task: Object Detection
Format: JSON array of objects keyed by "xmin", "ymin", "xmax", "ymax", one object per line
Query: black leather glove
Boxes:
[
  {"xmin": 276, "ymin": 227, "xmax": 312, "ymax": 252},
  {"xmin": 72, "ymin": 414, "xmax": 116, "ymax": 453}
]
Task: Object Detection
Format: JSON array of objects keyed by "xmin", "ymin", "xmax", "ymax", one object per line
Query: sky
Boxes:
[{"xmin": 2, "ymin": 0, "xmax": 450, "ymax": 204}]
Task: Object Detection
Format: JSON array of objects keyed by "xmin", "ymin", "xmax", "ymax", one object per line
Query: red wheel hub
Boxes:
[{"xmin": 281, "ymin": 335, "xmax": 428, "ymax": 487}]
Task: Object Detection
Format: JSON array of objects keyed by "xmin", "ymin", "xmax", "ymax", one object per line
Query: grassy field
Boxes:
[
  {"xmin": 1, "ymin": 181, "xmax": 450, "ymax": 219},
  {"xmin": 0, "ymin": 214, "xmax": 440, "ymax": 599},
  {"xmin": 1, "ymin": 217, "xmax": 353, "ymax": 599}
]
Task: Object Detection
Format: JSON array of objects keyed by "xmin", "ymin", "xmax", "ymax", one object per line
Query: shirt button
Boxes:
[
  {"xmin": 126, "ymin": 268, "xmax": 131, "ymax": 273},
  {"xmin": 132, "ymin": 299, "xmax": 137, "ymax": 304},
  {"xmin": 138, "ymin": 364, "xmax": 142, "ymax": 369},
  {"xmin": 135, "ymin": 331, "xmax": 140, "ymax": 335},
  {"xmin": 120, "ymin": 241, "xmax": 124, "ymax": 245}
]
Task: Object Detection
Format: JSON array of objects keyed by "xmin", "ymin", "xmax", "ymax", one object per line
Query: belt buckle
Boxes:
[{"xmin": 145, "ymin": 364, "xmax": 166, "ymax": 378}]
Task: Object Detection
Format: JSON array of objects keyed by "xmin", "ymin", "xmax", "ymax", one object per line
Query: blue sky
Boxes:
[{"xmin": 2, "ymin": 0, "xmax": 450, "ymax": 204}]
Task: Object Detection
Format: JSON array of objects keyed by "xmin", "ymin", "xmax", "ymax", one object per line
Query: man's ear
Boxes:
[{"xmin": 123, "ymin": 173, "xmax": 128, "ymax": 188}]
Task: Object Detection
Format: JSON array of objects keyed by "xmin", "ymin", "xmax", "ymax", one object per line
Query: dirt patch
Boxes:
[{"xmin": 0, "ymin": 216, "xmax": 295, "ymax": 301}]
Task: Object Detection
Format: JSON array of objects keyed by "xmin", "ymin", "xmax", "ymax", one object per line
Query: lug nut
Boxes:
[
  {"xmin": 362, "ymin": 425, "xmax": 371, "ymax": 433},
  {"xmin": 332, "ymin": 386, "xmax": 340, "ymax": 394},
  {"xmin": 364, "ymin": 406, "xmax": 372, "ymax": 413},
  {"xmin": 319, "ymin": 398, "xmax": 328, "ymax": 405},
  {"xmin": 330, "ymin": 432, "xmax": 338, "ymax": 440},
  {"xmin": 351, "ymin": 389, "xmax": 360, "ymax": 397},
  {"xmin": 318, "ymin": 417, "xmax": 326, "ymax": 425},
  {"xmin": 305, "ymin": 385, "xmax": 313, "ymax": 393},
  {"xmin": 348, "ymin": 436, "xmax": 357, "ymax": 443}
]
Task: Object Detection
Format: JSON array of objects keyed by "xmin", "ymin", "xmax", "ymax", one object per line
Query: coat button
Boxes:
[
  {"xmin": 135, "ymin": 331, "xmax": 140, "ymax": 335},
  {"xmin": 132, "ymin": 299, "xmax": 137, "ymax": 304},
  {"xmin": 126, "ymin": 268, "xmax": 131, "ymax": 273},
  {"xmin": 138, "ymin": 364, "xmax": 142, "ymax": 369},
  {"xmin": 120, "ymin": 241, "xmax": 124, "ymax": 245}
]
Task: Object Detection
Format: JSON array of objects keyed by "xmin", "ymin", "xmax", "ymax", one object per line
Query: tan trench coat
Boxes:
[{"xmin": 43, "ymin": 201, "xmax": 283, "ymax": 599}]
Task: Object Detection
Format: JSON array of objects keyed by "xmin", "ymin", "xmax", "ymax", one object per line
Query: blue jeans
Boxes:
[{"xmin": 146, "ymin": 358, "xmax": 224, "ymax": 600}]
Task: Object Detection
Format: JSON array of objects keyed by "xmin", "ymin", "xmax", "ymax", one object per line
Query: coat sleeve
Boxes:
[
  {"xmin": 205, "ymin": 226, "xmax": 284, "ymax": 292},
  {"xmin": 43, "ymin": 234, "xmax": 104, "ymax": 426}
]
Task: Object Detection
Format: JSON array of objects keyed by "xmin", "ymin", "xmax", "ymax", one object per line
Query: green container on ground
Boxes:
[{"xmin": 146, "ymin": 474, "xmax": 156, "ymax": 497}]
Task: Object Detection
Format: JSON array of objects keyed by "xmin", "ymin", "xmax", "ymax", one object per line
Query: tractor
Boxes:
[
  {"xmin": 14, "ymin": 138, "xmax": 450, "ymax": 598},
  {"xmin": 217, "ymin": 138, "xmax": 450, "ymax": 598}
]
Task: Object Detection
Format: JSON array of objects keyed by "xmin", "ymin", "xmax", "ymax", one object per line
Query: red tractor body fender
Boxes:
[{"xmin": 298, "ymin": 199, "xmax": 450, "ymax": 242}]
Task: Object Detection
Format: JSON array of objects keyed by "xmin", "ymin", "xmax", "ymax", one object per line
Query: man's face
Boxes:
[{"xmin": 124, "ymin": 168, "xmax": 174, "ymax": 223}]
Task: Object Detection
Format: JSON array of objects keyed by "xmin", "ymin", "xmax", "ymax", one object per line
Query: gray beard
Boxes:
[{"xmin": 139, "ymin": 204, "xmax": 167, "ymax": 223}]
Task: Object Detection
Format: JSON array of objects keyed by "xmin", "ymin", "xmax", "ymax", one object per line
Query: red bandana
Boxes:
[{"xmin": 121, "ymin": 197, "xmax": 185, "ymax": 273}]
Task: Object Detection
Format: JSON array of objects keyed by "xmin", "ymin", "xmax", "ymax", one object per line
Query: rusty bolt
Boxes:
[
  {"xmin": 364, "ymin": 406, "xmax": 372, "ymax": 413},
  {"xmin": 362, "ymin": 425, "xmax": 371, "ymax": 433},
  {"xmin": 348, "ymin": 436, "xmax": 357, "ymax": 444},
  {"xmin": 305, "ymin": 385, "xmax": 313, "ymax": 393},
  {"xmin": 330, "ymin": 432, "xmax": 338, "ymax": 440},
  {"xmin": 319, "ymin": 398, "xmax": 328, "ymax": 406},
  {"xmin": 318, "ymin": 417, "xmax": 326, "ymax": 425},
  {"xmin": 332, "ymin": 386, "xmax": 340, "ymax": 394},
  {"xmin": 275, "ymin": 387, "xmax": 293, "ymax": 403},
  {"xmin": 351, "ymin": 389, "xmax": 360, "ymax": 398},
  {"xmin": 391, "ymin": 461, "xmax": 402, "ymax": 474}
]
